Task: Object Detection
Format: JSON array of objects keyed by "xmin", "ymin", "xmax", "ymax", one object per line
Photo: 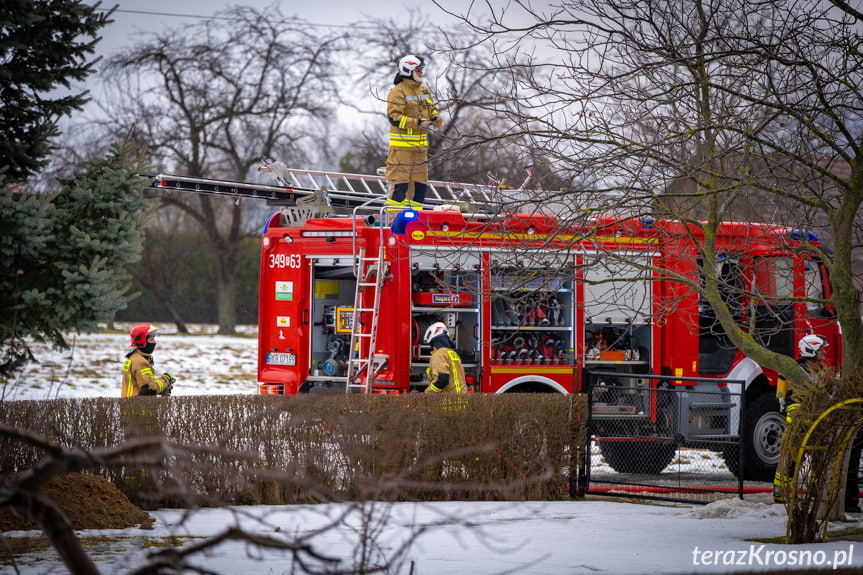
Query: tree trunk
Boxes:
[
  {"xmin": 1, "ymin": 487, "xmax": 100, "ymax": 575},
  {"xmin": 831, "ymin": 181, "xmax": 863, "ymax": 374},
  {"xmin": 216, "ymin": 266, "xmax": 237, "ymax": 335},
  {"xmin": 197, "ymin": 196, "xmax": 241, "ymax": 336},
  {"xmin": 139, "ymin": 243, "xmax": 189, "ymax": 334}
]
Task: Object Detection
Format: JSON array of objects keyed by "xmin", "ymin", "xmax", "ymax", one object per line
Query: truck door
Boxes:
[
  {"xmin": 698, "ymin": 254, "xmax": 742, "ymax": 375},
  {"xmin": 750, "ymin": 256, "xmax": 796, "ymax": 358},
  {"xmin": 802, "ymin": 258, "xmax": 840, "ymax": 367},
  {"xmin": 582, "ymin": 254, "xmax": 653, "ymax": 367},
  {"xmin": 258, "ymin": 233, "xmax": 308, "ymax": 394}
]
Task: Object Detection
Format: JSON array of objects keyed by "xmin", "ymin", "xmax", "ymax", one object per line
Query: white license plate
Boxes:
[{"xmin": 266, "ymin": 353, "xmax": 296, "ymax": 366}]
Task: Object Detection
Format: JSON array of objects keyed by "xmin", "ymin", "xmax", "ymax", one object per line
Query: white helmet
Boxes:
[
  {"xmin": 423, "ymin": 321, "xmax": 449, "ymax": 344},
  {"xmin": 398, "ymin": 54, "xmax": 425, "ymax": 77},
  {"xmin": 798, "ymin": 334, "xmax": 828, "ymax": 358}
]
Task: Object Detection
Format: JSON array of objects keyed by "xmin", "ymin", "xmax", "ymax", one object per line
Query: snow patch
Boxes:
[{"xmin": 690, "ymin": 497, "xmax": 784, "ymax": 520}]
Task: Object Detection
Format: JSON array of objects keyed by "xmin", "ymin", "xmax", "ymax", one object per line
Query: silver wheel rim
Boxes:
[{"xmin": 753, "ymin": 411, "xmax": 785, "ymax": 465}]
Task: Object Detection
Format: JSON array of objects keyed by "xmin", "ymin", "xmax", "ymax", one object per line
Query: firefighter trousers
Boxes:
[
  {"xmin": 386, "ymin": 147, "xmax": 429, "ymax": 212},
  {"xmin": 387, "ymin": 181, "xmax": 427, "ymax": 212}
]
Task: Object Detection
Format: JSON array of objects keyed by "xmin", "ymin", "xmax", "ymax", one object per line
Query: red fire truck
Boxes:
[{"xmin": 152, "ymin": 167, "xmax": 841, "ymax": 481}]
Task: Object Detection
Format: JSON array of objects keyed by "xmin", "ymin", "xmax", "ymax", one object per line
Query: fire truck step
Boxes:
[{"xmin": 688, "ymin": 402, "xmax": 733, "ymax": 416}]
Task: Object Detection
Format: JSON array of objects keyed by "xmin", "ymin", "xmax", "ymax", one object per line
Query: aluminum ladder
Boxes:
[
  {"xmin": 260, "ymin": 162, "xmax": 509, "ymax": 215},
  {"xmin": 344, "ymin": 243, "xmax": 390, "ymax": 393},
  {"xmin": 146, "ymin": 161, "xmax": 518, "ymax": 216}
]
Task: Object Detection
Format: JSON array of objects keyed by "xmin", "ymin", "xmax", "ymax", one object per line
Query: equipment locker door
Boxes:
[{"xmin": 258, "ymin": 236, "xmax": 309, "ymax": 394}]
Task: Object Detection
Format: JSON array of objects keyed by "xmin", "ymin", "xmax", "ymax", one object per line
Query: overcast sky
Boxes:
[
  {"xmin": 96, "ymin": 0, "xmax": 482, "ymax": 57},
  {"xmin": 78, "ymin": 1, "xmax": 519, "ymax": 129},
  {"xmin": 88, "ymin": 1, "xmax": 498, "ymax": 105},
  {"xmin": 70, "ymin": 1, "xmax": 541, "ymax": 163}
]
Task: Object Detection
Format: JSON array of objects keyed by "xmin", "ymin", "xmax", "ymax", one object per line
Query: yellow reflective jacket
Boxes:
[
  {"xmin": 425, "ymin": 346, "xmax": 467, "ymax": 394},
  {"xmin": 776, "ymin": 358, "xmax": 824, "ymax": 422},
  {"xmin": 121, "ymin": 349, "xmax": 169, "ymax": 397},
  {"xmin": 386, "ymin": 77, "xmax": 441, "ymax": 151}
]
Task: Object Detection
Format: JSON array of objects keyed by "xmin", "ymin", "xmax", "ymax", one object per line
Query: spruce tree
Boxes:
[
  {"xmin": 0, "ymin": 174, "xmax": 53, "ymax": 376},
  {"xmin": 0, "ymin": 0, "xmax": 111, "ymax": 181},
  {"xmin": 0, "ymin": 143, "xmax": 155, "ymax": 379}
]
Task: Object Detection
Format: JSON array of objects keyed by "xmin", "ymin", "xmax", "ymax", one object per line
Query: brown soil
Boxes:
[{"xmin": 0, "ymin": 473, "xmax": 154, "ymax": 532}]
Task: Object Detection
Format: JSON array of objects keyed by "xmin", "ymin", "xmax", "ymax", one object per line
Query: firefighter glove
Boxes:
[
  {"xmin": 163, "ymin": 372, "xmax": 176, "ymax": 385},
  {"xmin": 139, "ymin": 384, "xmax": 157, "ymax": 396}
]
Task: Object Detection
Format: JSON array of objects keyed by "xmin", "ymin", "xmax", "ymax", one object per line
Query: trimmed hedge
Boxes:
[{"xmin": 0, "ymin": 394, "xmax": 587, "ymax": 507}]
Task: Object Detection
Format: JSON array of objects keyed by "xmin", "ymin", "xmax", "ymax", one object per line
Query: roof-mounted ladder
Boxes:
[{"xmin": 145, "ymin": 161, "xmax": 514, "ymax": 217}]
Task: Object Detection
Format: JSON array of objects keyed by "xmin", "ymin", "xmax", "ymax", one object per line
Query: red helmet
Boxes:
[{"xmin": 130, "ymin": 323, "xmax": 159, "ymax": 348}]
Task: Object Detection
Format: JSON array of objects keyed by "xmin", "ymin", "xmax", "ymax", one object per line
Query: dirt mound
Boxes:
[{"xmin": 0, "ymin": 473, "xmax": 154, "ymax": 532}]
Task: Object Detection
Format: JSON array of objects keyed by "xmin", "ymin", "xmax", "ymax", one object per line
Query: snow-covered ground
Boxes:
[
  {"xmin": 3, "ymin": 323, "xmax": 259, "ymax": 400},
  {"xmin": 4, "ymin": 327, "xmax": 863, "ymax": 573},
  {"xmin": 3, "ymin": 498, "xmax": 862, "ymax": 574}
]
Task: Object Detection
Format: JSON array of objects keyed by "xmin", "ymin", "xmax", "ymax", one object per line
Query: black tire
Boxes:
[
  {"xmin": 723, "ymin": 392, "xmax": 783, "ymax": 482},
  {"xmin": 597, "ymin": 388, "xmax": 678, "ymax": 474},
  {"xmin": 598, "ymin": 439, "xmax": 677, "ymax": 474}
]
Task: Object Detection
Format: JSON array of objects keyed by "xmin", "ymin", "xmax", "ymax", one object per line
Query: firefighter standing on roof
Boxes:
[
  {"xmin": 121, "ymin": 323, "xmax": 175, "ymax": 397},
  {"xmin": 386, "ymin": 54, "xmax": 442, "ymax": 213},
  {"xmin": 423, "ymin": 322, "xmax": 466, "ymax": 394}
]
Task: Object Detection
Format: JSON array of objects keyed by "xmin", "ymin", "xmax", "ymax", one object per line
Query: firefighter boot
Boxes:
[
  {"xmin": 409, "ymin": 181, "xmax": 427, "ymax": 210},
  {"xmin": 387, "ymin": 182, "xmax": 409, "ymax": 214}
]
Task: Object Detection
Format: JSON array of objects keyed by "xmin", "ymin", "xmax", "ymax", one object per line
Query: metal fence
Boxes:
[{"xmin": 576, "ymin": 371, "xmax": 747, "ymax": 504}]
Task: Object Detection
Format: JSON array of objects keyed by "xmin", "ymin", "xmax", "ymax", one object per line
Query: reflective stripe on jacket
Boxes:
[
  {"xmin": 425, "ymin": 347, "xmax": 466, "ymax": 394},
  {"xmin": 121, "ymin": 349, "xmax": 168, "ymax": 397},
  {"xmin": 386, "ymin": 78, "xmax": 440, "ymax": 150}
]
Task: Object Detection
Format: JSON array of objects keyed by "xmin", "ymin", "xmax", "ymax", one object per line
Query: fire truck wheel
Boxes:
[
  {"xmin": 723, "ymin": 392, "xmax": 782, "ymax": 482},
  {"xmin": 598, "ymin": 439, "xmax": 677, "ymax": 475},
  {"xmin": 598, "ymin": 387, "xmax": 678, "ymax": 474}
]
